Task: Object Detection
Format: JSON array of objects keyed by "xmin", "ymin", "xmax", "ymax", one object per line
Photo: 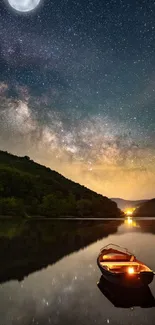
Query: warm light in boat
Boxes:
[
  {"xmin": 128, "ymin": 267, "xmax": 134, "ymax": 274},
  {"xmin": 102, "ymin": 255, "xmax": 109, "ymax": 260}
]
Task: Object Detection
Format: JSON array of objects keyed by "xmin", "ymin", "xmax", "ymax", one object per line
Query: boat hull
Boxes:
[{"xmin": 97, "ymin": 257, "xmax": 154, "ymax": 287}]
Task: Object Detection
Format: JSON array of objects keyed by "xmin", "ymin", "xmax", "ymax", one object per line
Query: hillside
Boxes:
[
  {"xmin": 134, "ymin": 198, "xmax": 155, "ymax": 217},
  {"xmin": 111, "ymin": 198, "xmax": 148, "ymax": 210},
  {"xmin": 0, "ymin": 150, "xmax": 121, "ymax": 218}
]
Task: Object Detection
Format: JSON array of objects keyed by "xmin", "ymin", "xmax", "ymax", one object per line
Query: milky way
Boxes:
[{"xmin": 0, "ymin": 0, "xmax": 155, "ymax": 199}]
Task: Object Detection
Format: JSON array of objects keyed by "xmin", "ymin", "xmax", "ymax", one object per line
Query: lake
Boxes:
[{"xmin": 0, "ymin": 218, "xmax": 155, "ymax": 325}]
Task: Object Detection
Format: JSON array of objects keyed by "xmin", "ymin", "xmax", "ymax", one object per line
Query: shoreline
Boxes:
[{"xmin": 0, "ymin": 216, "xmax": 155, "ymax": 221}]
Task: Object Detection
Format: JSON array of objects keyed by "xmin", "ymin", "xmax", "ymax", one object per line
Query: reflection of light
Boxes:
[
  {"xmin": 124, "ymin": 218, "xmax": 140, "ymax": 228},
  {"xmin": 128, "ymin": 267, "xmax": 134, "ymax": 275},
  {"xmin": 127, "ymin": 217, "xmax": 132, "ymax": 225}
]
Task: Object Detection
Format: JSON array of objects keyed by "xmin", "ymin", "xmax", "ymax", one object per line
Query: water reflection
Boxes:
[
  {"xmin": 97, "ymin": 276, "xmax": 155, "ymax": 308},
  {"xmin": 124, "ymin": 217, "xmax": 140, "ymax": 228},
  {"xmin": 0, "ymin": 219, "xmax": 121, "ymax": 284},
  {"xmin": 0, "ymin": 219, "xmax": 155, "ymax": 325},
  {"xmin": 119, "ymin": 217, "xmax": 155, "ymax": 235},
  {"xmin": 1, "ymin": 218, "xmax": 155, "ymax": 285}
]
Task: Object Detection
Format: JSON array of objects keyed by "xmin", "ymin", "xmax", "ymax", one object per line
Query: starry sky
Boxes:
[{"xmin": 0, "ymin": 0, "xmax": 155, "ymax": 200}]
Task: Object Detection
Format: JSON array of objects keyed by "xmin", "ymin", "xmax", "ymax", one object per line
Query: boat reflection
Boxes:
[{"xmin": 97, "ymin": 276, "xmax": 155, "ymax": 308}]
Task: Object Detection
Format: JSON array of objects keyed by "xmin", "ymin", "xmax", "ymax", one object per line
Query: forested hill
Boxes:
[
  {"xmin": 111, "ymin": 198, "xmax": 147, "ymax": 210},
  {"xmin": 0, "ymin": 150, "xmax": 121, "ymax": 218},
  {"xmin": 134, "ymin": 198, "xmax": 155, "ymax": 217}
]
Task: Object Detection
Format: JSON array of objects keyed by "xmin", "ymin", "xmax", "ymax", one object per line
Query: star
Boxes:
[{"xmin": 0, "ymin": 0, "xmax": 155, "ymax": 199}]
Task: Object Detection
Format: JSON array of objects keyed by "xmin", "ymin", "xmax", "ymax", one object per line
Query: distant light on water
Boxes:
[
  {"xmin": 124, "ymin": 217, "xmax": 140, "ymax": 228},
  {"xmin": 127, "ymin": 216, "xmax": 133, "ymax": 225}
]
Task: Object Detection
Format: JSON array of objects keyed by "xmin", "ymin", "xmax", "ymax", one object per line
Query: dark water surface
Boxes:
[{"xmin": 0, "ymin": 218, "xmax": 155, "ymax": 325}]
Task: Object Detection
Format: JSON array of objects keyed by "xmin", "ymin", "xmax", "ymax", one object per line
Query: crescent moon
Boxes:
[{"xmin": 7, "ymin": 0, "xmax": 41, "ymax": 12}]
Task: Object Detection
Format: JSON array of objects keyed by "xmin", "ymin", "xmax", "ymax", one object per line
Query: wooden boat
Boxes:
[{"xmin": 97, "ymin": 244, "xmax": 154, "ymax": 287}]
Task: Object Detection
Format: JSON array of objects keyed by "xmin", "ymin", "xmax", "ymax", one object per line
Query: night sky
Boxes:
[{"xmin": 0, "ymin": 0, "xmax": 155, "ymax": 200}]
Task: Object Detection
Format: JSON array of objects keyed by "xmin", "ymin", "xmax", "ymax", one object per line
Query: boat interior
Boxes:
[
  {"xmin": 100, "ymin": 261, "xmax": 151, "ymax": 274},
  {"xmin": 99, "ymin": 250, "xmax": 151, "ymax": 274}
]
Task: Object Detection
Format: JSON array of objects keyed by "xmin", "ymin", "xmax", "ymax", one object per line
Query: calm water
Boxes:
[{"xmin": 0, "ymin": 219, "xmax": 155, "ymax": 325}]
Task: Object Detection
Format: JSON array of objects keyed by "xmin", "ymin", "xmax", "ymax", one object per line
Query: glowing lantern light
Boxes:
[{"xmin": 128, "ymin": 267, "xmax": 134, "ymax": 275}]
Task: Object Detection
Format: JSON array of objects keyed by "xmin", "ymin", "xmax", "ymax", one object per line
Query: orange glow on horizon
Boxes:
[
  {"xmin": 124, "ymin": 207, "xmax": 136, "ymax": 216},
  {"xmin": 126, "ymin": 210, "xmax": 133, "ymax": 215}
]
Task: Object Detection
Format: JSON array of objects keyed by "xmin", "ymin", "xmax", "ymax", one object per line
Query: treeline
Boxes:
[
  {"xmin": 133, "ymin": 198, "xmax": 155, "ymax": 217},
  {"xmin": 0, "ymin": 150, "xmax": 121, "ymax": 218}
]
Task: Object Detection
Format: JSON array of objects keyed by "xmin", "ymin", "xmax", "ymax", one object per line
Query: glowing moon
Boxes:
[{"xmin": 7, "ymin": 0, "xmax": 41, "ymax": 12}]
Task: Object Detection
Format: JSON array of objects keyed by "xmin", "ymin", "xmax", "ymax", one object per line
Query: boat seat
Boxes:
[
  {"xmin": 100, "ymin": 261, "xmax": 139, "ymax": 266},
  {"xmin": 130, "ymin": 255, "xmax": 135, "ymax": 262}
]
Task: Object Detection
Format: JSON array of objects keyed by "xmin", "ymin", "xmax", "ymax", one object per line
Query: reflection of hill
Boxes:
[
  {"xmin": 120, "ymin": 218, "xmax": 155, "ymax": 235},
  {"xmin": 134, "ymin": 199, "xmax": 155, "ymax": 217},
  {"xmin": 0, "ymin": 220, "xmax": 121, "ymax": 284},
  {"xmin": 138, "ymin": 220, "xmax": 155, "ymax": 235}
]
